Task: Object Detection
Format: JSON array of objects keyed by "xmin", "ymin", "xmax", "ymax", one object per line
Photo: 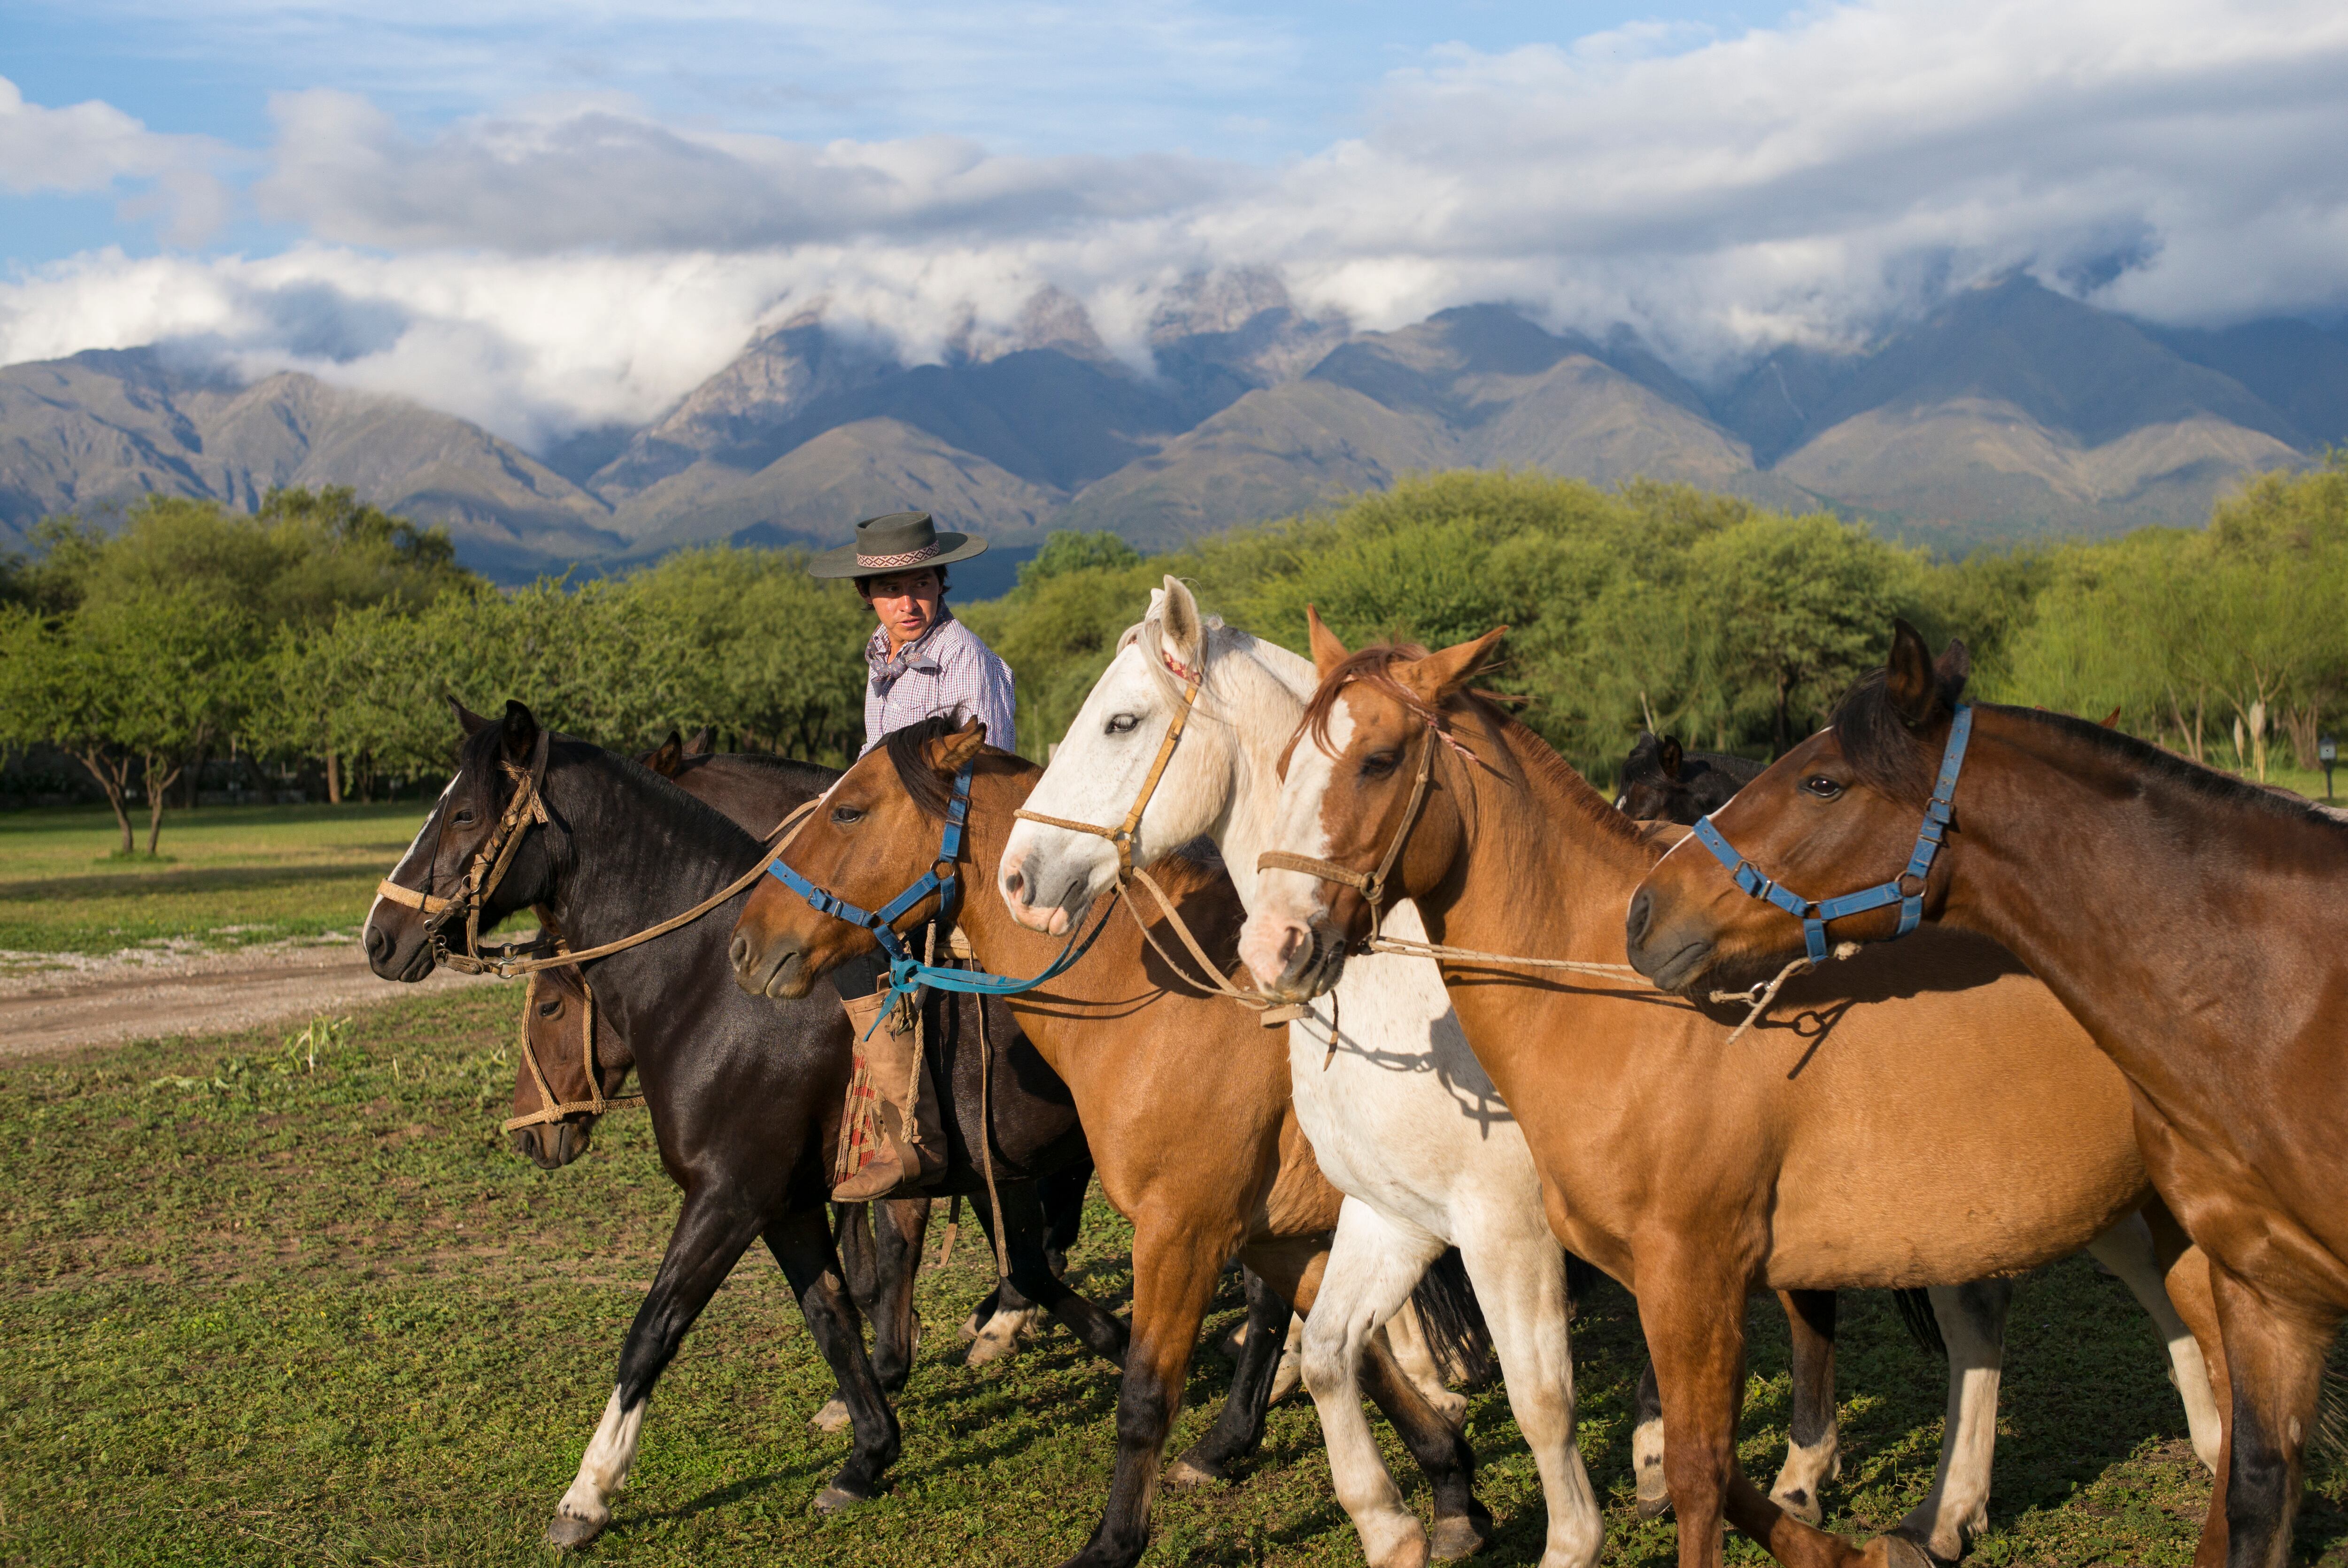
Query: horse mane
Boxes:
[
  {"xmin": 679, "ymin": 751, "xmax": 840, "ymax": 792},
  {"xmin": 1835, "ymin": 672, "xmax": 2348, "ymax": 832},
  {"xmin": 1301, "ymin": 642, "xmax": 1647, "ymax": 851}
]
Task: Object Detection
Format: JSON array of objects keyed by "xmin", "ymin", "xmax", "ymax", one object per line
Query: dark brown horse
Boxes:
[
  {"xmin": 726, "ymin": 717, "xmax": 1492, "ymax": 1568},
  {"xmin": 1627, "ymin": 620, "xmax": 2348, "ymax": 1568},
  {"xmin": 1615, "ymin": 732, "xmax": 1766, "ymax": 822},
  {"xmin": 1239, "ymin": 623, "xmax": 2224, "ymax": 1568},
  {"xmin": 365, "ymin": 703, "xmax": 1125, "ymax": 1545}
]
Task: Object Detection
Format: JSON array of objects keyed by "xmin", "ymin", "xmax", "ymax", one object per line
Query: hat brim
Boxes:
[{"xmin": 806, "ymin": 532, "xmax": 989, "ymax": 579}]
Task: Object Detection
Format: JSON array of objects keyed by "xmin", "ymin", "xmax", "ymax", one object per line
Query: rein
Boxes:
[
  {"xmin": 765, "ymin": 760, "xmax": 1116, "ymax": 1025},
  {"xmin": 1691, "ymin": 704, "xmax": 1973, "ymax": 965}
]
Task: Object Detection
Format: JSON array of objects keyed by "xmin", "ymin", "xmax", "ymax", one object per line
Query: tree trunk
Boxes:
[
  {"xmin": 142, "ymin": 754, "xmax": 181, "ymax": 857},
  {"xmin": 2284, "ymin": 703, "xmax": 2322, "ymax": 771},
  {"xmin": 67, "ymin": 746, "xmax": 136, "ymax": 855},
  {"xmin": 326, "ymin": 751, "xmax": 342, "ymax": 806}
]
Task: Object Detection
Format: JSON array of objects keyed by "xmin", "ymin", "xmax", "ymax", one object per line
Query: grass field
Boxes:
[
  {"xmin": 0, "ymin": 800, "xmax": 432, "ymax": 957},
  {"xmin": 14, "ymin": 986, "xmax": 2346, "ymax": 1567}
]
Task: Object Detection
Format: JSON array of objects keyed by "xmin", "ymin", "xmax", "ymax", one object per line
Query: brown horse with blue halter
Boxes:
[{"xmin": 1628, "ymin": 619, "xmax": 2348, "ymax": 1568}]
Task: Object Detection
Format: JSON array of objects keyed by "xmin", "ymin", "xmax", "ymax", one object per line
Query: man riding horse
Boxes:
[{"xmin": 809, "ymin": 510, "xmax": 1017, "ymax": 1201}]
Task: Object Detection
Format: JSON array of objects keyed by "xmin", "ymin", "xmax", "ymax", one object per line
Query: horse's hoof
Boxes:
[
  {"xmin": 546, "ymin": 1512, "xmax": 606, "ymax": 1550},
  {"xmin": 1869, "ymin": 1536, "xmax": 1939, "ymax": 1568},
  {"xmin": 807, "ymin": 1397, "xmax": 851, "ymax": 1436},
  {"xmin": 812, "ymin": 1483, "xmax": 874, "ymax": 1515},
  {"xmin": 1635, "ymin": 1491, "xmax": 1674, "ymax": 1522},
  {"xmin": 1162, "ymin": 1455, "xmax": 1223, "ymax": 1489},
  {"xmin": 965, "ymin": 1330, "xmax": 1020, "ymax": 1368},
  {"xmin": 1428, "ymin": 1509, "xmax": 1491, "ymax": 1560},
  {"xmin": 1772, "ymin": 1486, "xmax": 1823, "ymax": 1526}
]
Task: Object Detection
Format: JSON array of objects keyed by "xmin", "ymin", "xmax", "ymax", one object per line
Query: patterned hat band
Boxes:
[{"xmin": 856, "ymin": 542, "xmax": 943, "ymax": 570}]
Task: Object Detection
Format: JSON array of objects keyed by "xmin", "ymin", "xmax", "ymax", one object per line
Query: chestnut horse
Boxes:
[
  {"xmin": 1238, "ymin": 622, "xmax": 2224, "ymax": 1568},
  {"xmin": 727, "ymin": 717, "xmax": 1491, "ymax": 1568},
  {"xmin": 1626, "ymin": 620, "xmax": 2348, "ymax": 1568}
]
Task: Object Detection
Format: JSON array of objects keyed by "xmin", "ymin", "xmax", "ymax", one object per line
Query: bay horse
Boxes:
[
  {"xmin": 1625, "ymin": 619, "xmax": 2348, "ymax": 1568},
  {"xmin": 1236, "ymin": 621, "xmax": 2225, "ymax": 1568},
  {"xmin": 726, "ymin": 717, "xmax": 1492, "ymax": 1568},
  {"xmin": 364, "ymin": 701, "xmax": 1127, "ymax": 1546}
]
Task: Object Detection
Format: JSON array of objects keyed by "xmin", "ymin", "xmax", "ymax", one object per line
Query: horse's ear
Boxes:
[
  {"xmin": 1659, "ymin": 735, "xmax": 1684, "ymax": 779},
  {"xmin": 2100, "ymin": 707, "xmax": 2121, "ymax": 730},
  {"xmin": 684, "ymin": 726, "xmax": 714, "ymax": 756},
  {"xmin": 451, "ymin": 697, "xmax": 491, "ymax": 737},
  {"xmin": 647, "ymin": 730, "xmax": 685, "ymax": 777},
  {"xmin": 921, "ymin": 717, "xmax": 988, "ymax": 777},
  {"xmin": 1306, "ymin": 606, "xmax": 1349, "ymax": 678},
  {"xmin": 1159, "ymin": 575, "xmax": 1205, "ymax": 674},
  {"xmin": 500, "ymin": 699, "xmax": 541, "ymax": 765},
  {"xmin": 1397, "ymin": 626, "xmax": 1508, "ymax": 708},
  {"xmin": 1885, "ymin": 621, "xmax": 1952, "ymax": 728}
]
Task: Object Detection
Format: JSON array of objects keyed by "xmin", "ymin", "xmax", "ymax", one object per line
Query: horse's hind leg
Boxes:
[
  {"xmin": 1166, "ymin": 1265, "xmax": 1296, "ymax": 1489},
  {"xmin": 971, "ymin": 1180, "xmax": 1128, "ymax": 1369},
  {"xmin": 1291, "ymin": 1203, "xmax": 1445, "ymax": 1568},
  {"xmin": 1455, "ymin": 1220, "xmax": 1601, "ymax": 1568},
  {"xmin": 549, "ymin": 1191, "xmax": 767, "ymax": 1547},
  {"xmin": 2087, "ymin": 1209, "xmax": 2223, "ymax": 1472},
  {"xmin": 866, "ymin": 1196, "xmax": 931, "ymax": 1389},
  {"xmin": 765, "ymin": 1202, "xmax": 904, "ymax": 1511},
  {"xmin": 1771, "ymin": 1289, "xmax": 1841, "ymax": 1525},
  {"xmin": 1893, "ymin": 1278, "xmax": 2013, "ymax": 1563}
]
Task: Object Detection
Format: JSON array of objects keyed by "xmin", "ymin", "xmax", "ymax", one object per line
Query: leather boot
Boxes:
[{"xmin": 831, "ymin": 985, "xmax": 943, "ymax": 1202}]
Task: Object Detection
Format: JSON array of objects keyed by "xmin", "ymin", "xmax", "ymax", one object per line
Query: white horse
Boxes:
[{"xmin": 997, "ymin": 578, "xmax": 2221, "ymax": 1567}]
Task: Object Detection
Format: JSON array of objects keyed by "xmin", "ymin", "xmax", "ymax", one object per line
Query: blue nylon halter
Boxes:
[
  {"xmin": 1689, "ymin": 704, "xmax": 1973, "ymax": 966},
  {"xmin": 763, "ymin": 761, "xmax": 1112, "ymax": 1029}
]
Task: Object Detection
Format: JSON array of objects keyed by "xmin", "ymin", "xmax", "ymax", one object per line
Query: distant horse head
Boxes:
[
  {"xmin": 1615, "ymin": 731, "xmax": 1767, "ymax": 824},
  {"xmin": 365, "ymin": 699, "xmax": 568, "ymax": 984},
  {"xmin": 507, "ymin": 956, "xmax": 634, "ymax": 1169}
]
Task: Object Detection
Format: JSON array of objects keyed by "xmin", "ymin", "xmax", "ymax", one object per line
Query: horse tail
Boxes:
[
  {"xmin": 1409, "ymin": 1247, "xmax": 1495, "ymax": 1385},
  {"xmin": 1892, "ymin": 1287, "xmax": 1947, "ymax": 1360}
]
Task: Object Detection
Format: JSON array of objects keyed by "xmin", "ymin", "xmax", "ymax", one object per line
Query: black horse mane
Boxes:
[
  {"xmin": 882, "ymin": 716, "xmax": 994, "ymax": 822},
  {"xmin": 678, "ymin": 750, "xmax": 841, "ymax": 792},
  {"xmin": 1834, "ymin": 671, "xmax": 2348, "ymax": 831}
]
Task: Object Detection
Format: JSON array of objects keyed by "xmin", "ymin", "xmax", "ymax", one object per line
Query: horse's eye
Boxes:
[
  {"xmin": 1106, "ymin": 713, "xmax": 1140, "ymax": 735},
  {"xmin": 453, "ymin": 808, "xmax": 476, "ymax": 825},
  {"xmin": 538, "ymin": 1000, "xmax": 562, "ymax": 1018},
  {"xmin": 1803, "ymin": 775, "xmax": 1844, "ymax": 799},
  {"xmin": 831, "ymin": 805, "xmax": 865, "ymax": 826},
  {"xmin": 1362, "ymin": 750, "xmax": 1401, "ymax": 778}
]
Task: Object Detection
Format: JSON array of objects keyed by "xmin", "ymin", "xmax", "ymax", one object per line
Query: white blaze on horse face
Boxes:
[
  {"xmin": 364, "ymin": 771, "xmax": 461, "ymax": 944},
  {"xmin": 1239, "ymin": 698, "xmax": 1354, "ymax": 989}
]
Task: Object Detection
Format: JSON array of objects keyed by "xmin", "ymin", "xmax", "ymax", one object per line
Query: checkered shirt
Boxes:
[{"xmin": 861, "ymin": 607, "xmax": 1019, "ymax": 757}]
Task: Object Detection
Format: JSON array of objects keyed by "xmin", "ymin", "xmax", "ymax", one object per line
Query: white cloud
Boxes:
[
  {"xmin": 0, "ymin": 76, "xmax": 230, "ymax": 243},
  {"xmin": 6, "ymin": 0, "xmax": 2348, "ymax": 444}
]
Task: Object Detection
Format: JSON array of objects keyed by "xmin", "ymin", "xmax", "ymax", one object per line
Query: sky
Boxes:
[{"xmin": 3, "ymin": 0, "xmax": 2346, "ymax": 450}]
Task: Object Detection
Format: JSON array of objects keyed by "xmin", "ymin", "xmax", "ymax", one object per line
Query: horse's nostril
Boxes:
[
  {"xmin": 1626, "ymin": 889, "xmax": 1653, "ymax": 948},
  {"xmin": 1276, "ymin": 925, "xmax": 1305, "ymax": 966},
  {"xmin": 1004, "ymin": 868, "xmax": 1025, "ymax": 900},
  {"xmin": 365, "ymin": 923, "xmax": 388, "ymax": 959},
  {"xmin": 729, "ymin": 933, "xmax": 750, "ymax": 973}
]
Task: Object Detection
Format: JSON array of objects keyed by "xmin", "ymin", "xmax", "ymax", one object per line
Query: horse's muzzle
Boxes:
[{"xmin": 730, "ymin": 929, "xmax": 809, "ymax": 999}]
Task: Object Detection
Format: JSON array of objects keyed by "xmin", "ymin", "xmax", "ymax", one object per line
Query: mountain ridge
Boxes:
[{"xmin": 5, "ymin": 277, "xmax": 2340, "ymax": 577}]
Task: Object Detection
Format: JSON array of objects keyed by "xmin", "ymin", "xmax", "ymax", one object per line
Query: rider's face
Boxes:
[{"xmin": 860, "ymin": 568, "xmax": 943, "ymax": 651}]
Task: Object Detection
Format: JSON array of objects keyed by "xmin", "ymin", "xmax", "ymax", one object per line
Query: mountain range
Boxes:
[{"xmin": 5, "ymin": 273, "xmax": 2343, "ymax": 582}]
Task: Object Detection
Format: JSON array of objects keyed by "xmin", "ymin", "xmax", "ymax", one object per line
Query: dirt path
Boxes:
[{"xmin": 0, "ymin": 938, "xmax": 499, "ymax": 1056}]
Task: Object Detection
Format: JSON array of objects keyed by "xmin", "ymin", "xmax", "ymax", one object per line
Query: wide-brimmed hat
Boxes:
[{"xmin": 807, "ymin": 511, "xmax": 989, "ymax": 580}]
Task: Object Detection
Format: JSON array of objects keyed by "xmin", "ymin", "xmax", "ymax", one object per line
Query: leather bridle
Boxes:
[
  {"xmin": 374, "ymin": 730, "xmax": 563, "ymax": 975},
  {"xmin": 1256, "ymin": 717, "xmax": 1441, "ymax": 950},
  {"xmin": 1012, "ymin": 652, "xmax": 1203, "ymax": 881}
]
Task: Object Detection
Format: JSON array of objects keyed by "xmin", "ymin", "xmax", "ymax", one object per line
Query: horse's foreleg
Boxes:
[
  {"xmin": 1639, "ymin": 1252, "xmax": 1881, "ymax": 1568},
  {"xmin": 1456, "ymin": 1224, "xmax": 1600, "ymax": 1568},
  {"xmin": 1166, "ymin": 1265, "xmax": 1293, "ymax": 1487},
  {"xmin": 2088, "ymin": 1210, "xmax": 2224, "ymax": 1473},
  {"xmin": 1770, "ymin": 1289, "xmax": 1840, "ymax": 1524},
  {"xmin": 1058, "ymin": 1217, "xmax": 1231, "ymax": 1568},
  {"xmin": 1360, "ymin": 1311, "xmax": 1492, "ymax": 1560},
  {"xmin": 766, "ymin": 1202, "xmax": 904, "ymax": 1511},
  {"xmin": 867, "ymin": 1196, "xmax": 931, "ymax": 1390},
  {"xmin": 549, "ymin": 1191, "xmax": 766, "ymax": 1548},
  {"xmin": 1893, "ymin": 1279, "xmax": 2013, "ymax": 1562},
  {"xmin": 2208, "ymin": 1264, "xmax": 2333, "ymax": 1568},
  {"xmin": 1292, "ymin": 1204, "xmax": 1445, "ymax": 1568}
]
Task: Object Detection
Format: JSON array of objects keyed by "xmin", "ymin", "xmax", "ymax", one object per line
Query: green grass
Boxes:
[
  {"xmin": 12, "ymin": 987, "xmax": 2340, "ymax": 1565},
  {"xmin": 0, "ymin": 800, "xmax": 432, "ymax": 956}
]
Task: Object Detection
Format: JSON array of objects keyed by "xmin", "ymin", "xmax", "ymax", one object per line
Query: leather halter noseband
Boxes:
[
  {"xmin": 1012, "ymin": 653, "xmax": 1203, "ymax": 881},
  {"xmin": 1256, "ymin": 718, "xmax": 1440, "ymax": 948},
  {"xmin": 1690, "ymin": 703, "xmax": 1974, "ymax": 965}
]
